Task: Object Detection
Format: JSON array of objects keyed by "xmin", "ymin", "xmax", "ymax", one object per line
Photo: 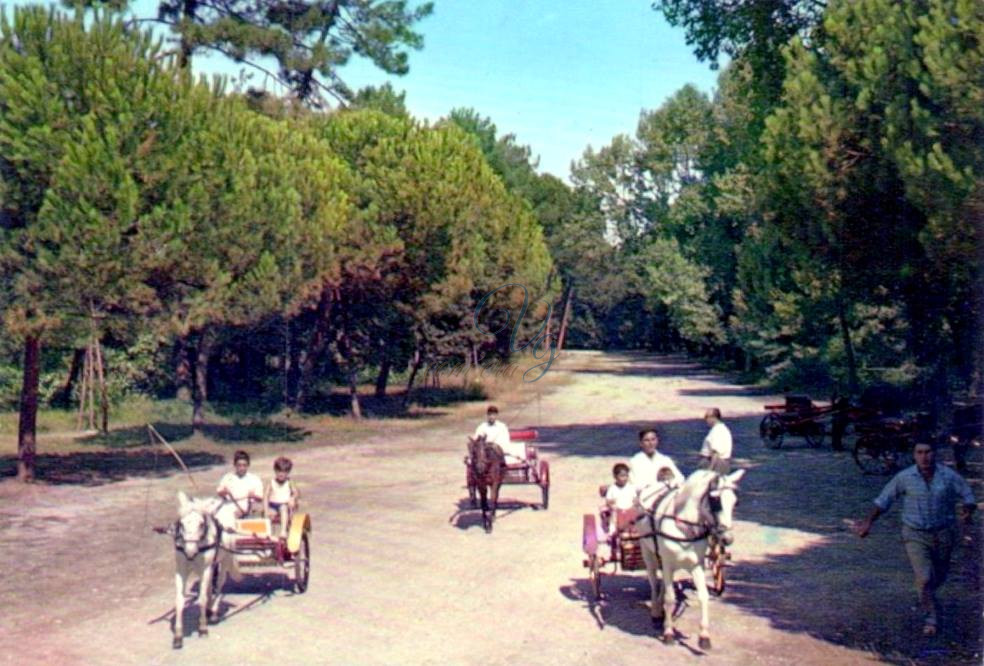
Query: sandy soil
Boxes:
[{"xmin": 1, "ymin": 351, "xmax": 980, "ymax": 666}]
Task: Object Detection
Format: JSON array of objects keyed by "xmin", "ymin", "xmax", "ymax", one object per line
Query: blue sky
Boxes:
[{"xmin": 13, "ymin": 1, "xmax": 721, "ymax": 181}]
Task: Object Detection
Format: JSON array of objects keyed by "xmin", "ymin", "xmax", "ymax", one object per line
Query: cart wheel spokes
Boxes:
[
  {"xmin": 708, "ymin": 545, "xmax": 726, "ymax": 596},
  {"xmin": 761, "ymin": 413, "xmax": 783, "ymax": 449},
  {"xmin": 588, "ymin": 553, "xmax": 602, "ymax": 600},
  {"xmin": 853, "ymin": 435, "xmax": 893, "ymax": 475},
  {"xmin": 539, "ymin": 460, "xmax": 550, "ymax": 510},
  {"xmin": 293, "ymin": 534, "xmax": 310, "ymax": 593},
  {"xmin": 805, "ymin": 423, "xmax": 826, "ymax": 448}
]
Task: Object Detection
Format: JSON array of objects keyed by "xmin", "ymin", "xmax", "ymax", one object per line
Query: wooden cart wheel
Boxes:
[
  {"xmin": 853, "ymin": 435, "xmax": 894, "ymax": 475},
  {"xmin": 708, "ymin": 544, "xmax": 726, "ymax": 596},
  {"xmin": 761, "ymin": 413, "xmax": 784, "ymax": 449},
  {"xmin": 293, "ymin": 534, "xmax": 310, "ymax": 593},
  {"xmin": 588, "ymin": 553, "xmax": 602, "ymax": 600},
  {"xmin": 804, "ymin": 422, "xmax": 826, "ymax": 448},
  {"xmin": 539, "ymin": 460, "xmax": 550, "ymax": 510}
]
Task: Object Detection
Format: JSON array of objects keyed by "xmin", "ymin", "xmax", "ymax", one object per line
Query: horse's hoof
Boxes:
[
  {"xmin": 699, "ymin": 636, "xmax": 712, "ymax": 650},
  {"xmin": 198, "ymin": 628, "xmax": 208, "ymax": 637},
  {"xmin": 663, "ymin": 634, "xmax": 676, "ymax": 646},
  {"xmin": 172, "ymin": 637, "xmax": 183, "ymax": 650}
]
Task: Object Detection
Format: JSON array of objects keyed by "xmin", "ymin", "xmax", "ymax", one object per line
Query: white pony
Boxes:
[
  {"xmin": 169, "ymin": 491, "xmax": 242, "ymax": 649},
  {"xmin": 636, "ymin": 468, "xmax": 745, "ymax": 649}
]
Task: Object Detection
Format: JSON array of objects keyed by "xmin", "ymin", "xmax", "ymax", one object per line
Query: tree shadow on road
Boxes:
[{"xmin": 0, "ymin": 449, "xmax": 225, "ymax": 485}]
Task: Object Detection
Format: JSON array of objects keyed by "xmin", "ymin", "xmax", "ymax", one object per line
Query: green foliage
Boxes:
[{"xmin": 154, "ymin": 0, "xmax": 431, "ymax": 106}]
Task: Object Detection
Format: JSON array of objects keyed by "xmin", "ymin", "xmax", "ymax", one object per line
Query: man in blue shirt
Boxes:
[{"xmin": 855, "ymin": 441, "xmax": 976, "ymax": 636}]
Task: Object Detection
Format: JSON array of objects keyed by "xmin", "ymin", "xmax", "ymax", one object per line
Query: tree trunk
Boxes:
[
  {"xmin": 557, "ymin": 283, "xmax": 575, "ymax": 352},
  {"xmin": 296, "ymin": 289, "xmax": 334, "ymax": 411},
  {"xmin": 178, "ymin": 0, "xmax": 198, "ymax": 69},
  {"xmin": 175, "ymin": 338, "xmax": 192, "ymax": 401},
  {"xmin": 837, "ymin": 297, "xmax": 859, "ymax": 395},
  {"xmin": 403, "ymin": 346, "xmax": 422, "ymax": 407},
  {"xmin": 348, "ymin": 370, "xmax": 362, "ymax": 420},
  {"xmin": 93, "ymin": 338, "xmax": 109, "ymax": 433},
  {"xmin": 191, "ymin": 331, "xmax": 214, "ymax": 432},
  {"xmin": 375, "ymin": 356, "xmax": 391, "ymax": 398},
  {"xmin": 51, "ymin": 348, "xmax": 86, "ymax": 408},
  {"xmin": 77, "ymin": 345, "xmax": 91, "ymax": 431},
  {"xmin": 17, "ymin": 335, "xmax": 41, "ymax": 482}
]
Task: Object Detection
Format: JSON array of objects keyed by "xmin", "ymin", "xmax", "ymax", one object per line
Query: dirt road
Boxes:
[{"xmin": 1, "ymin": 352, "xmax": 980, "ymax": 665}]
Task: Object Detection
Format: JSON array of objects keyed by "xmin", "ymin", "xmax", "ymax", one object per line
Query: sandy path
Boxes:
[{"xmin": 1, "ymin": 351, "xmax": 980, "ymax": 665}]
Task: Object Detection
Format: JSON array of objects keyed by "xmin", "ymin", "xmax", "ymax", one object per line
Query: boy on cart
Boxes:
[
  {"xmin": 264, "ymin": 456, "xmax": 300, "ymax": 540},
  {"xmin": 215, "ymin": 450, "xmax": 264, "ymax": 531}
]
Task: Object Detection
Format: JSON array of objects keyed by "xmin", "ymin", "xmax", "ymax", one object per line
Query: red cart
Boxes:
[{"xmin": 465, "ymin": 428, "xmax": 550, "ymax": 510}]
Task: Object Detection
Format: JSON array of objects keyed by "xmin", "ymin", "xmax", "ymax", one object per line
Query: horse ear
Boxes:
[
  {"xmin": 178, "ymin": 490, "xmax": 190, "ymax": 508},
  {"xmin": 728, "ymin": 469, "xmax": 746, "ymax": 484}
]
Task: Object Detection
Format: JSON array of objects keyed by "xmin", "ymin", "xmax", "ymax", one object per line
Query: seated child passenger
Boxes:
[
  {"xmin": 604, "ymin": 463, "xmax": 637, "ymax": 534},
  {"xmin": 264, "ymin": 456, "xmax": 300, "ymax": 539}
]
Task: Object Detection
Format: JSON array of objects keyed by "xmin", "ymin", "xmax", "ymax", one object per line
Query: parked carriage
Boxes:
[
  {"xmin": 760, "ymin": 395, "xmax": 830, "ymax": 448},
  {"xmin": 948, "ymin": 403, "xmax": 983, "ymax": 473},
  {"xmin": 465, "ymin": 428, "xmax": 550, "ymax": 510}
]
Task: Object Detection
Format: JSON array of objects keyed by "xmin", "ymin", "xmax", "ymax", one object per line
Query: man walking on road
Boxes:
[
  {"xmin": 853, "ymin": 441, "xmax": 976, "ymax": 636},
  {"xmin": 699, "ymin": 408, "xmax": 733, "ymax": 474}
]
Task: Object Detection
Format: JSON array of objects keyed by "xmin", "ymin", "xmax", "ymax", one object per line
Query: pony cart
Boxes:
[
  {"xmin": 228, "ymin": 511, "xmax": 312, "ymax": 593},
  {"xmin": 158, "ymin": 493, "xmax": 311, "ymax": 649},
  {"xmin": 581, "ymin": 486, "xmax": 728, "ymax": 602},
  {"xmin": 465, "ymin": 428, "xmax": 550, "ymax": 510},
  {"xmin": 760, "ymin": 394, "xmax": 830, "ymax": 448}
]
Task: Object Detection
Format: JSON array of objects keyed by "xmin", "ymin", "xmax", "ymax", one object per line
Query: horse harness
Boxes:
[
  {"xmin": 173, "ymin": 511, "xmax": 222, "ymax": 561},
  {"xmin": 638, "ymin": 483, "xmax": 730, "ymax": 547}
]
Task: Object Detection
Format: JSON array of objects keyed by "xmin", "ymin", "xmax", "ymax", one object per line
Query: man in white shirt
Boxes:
[
  {"xmin": 215, "ymin": 450, "xmax": 264, "ymax": 529},
  {"xmin": 699, "ymin": 408, "xmax": 733, "ymax": 473},
  {"xmin": 473, "ymin": 405, "xmax": 526, "ymax": 464},
  {"xmin": 630, "ymin": 429, "xmax": 685, "ymax": 509}
]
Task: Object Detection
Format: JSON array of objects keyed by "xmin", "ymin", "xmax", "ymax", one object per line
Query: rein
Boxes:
[{"xmin": 638, "ymin": 482, "xmax": 728, "ymax": 545}]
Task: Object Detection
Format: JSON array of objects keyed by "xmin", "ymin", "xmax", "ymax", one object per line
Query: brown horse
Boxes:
[{"xmin": 467, "ymin": 434, "xmax": 504, "ymax": 533}]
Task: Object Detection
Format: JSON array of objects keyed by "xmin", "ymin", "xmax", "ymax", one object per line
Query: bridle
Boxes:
[
  {"xmin": 469, "ymin": 437, "xmax": 502, "ymax": 477},
  {"xmin": 173, "ymin": 510, "xmax": 221, "ymax": 561}
]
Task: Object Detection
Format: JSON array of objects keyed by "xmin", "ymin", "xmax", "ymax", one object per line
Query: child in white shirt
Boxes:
[
  {"xmin": 264, "ymin": 456, "xmax": 300, "ymax": 539},
  {"xmin": 604, "ymin": 463, "xmax": 637, "ymax": 535}
]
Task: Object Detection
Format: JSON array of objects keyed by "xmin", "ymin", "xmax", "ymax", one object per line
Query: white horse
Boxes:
[
  {"xmin": 169, "ymin": 491, "xmax": 242, "ymax": 649},
  {"xmin": 636, "ymin": 469, "xmax": 745, "ymax": 649}
]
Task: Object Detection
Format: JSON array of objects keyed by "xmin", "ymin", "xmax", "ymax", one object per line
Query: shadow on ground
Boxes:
[
  {"xmin": 0, "ymin": 449, "xmax": 225, "ymax": 485},
  {"xmin": 449, "ymin": 496, "xmax": 545, "ymax": 531},
  {"xmin": 76, "ymin": 421, "xmax": 312, "ymax": 449},
  {"xmin": 299, "ymin": 386, "xmax": 485, "ymax": 419},
  {"xmin": 546, "ymin": 354, "xmax": 983, "ymax": 665}
]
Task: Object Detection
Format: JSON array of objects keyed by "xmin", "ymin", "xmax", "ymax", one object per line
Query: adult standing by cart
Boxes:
[
  {"xmin": 699, "ymin": 408, "xmax": 733, "ymax": 473},
  {"xmin": 853, "ymin": 441, "xmax": 976, "ymax": 636}
]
